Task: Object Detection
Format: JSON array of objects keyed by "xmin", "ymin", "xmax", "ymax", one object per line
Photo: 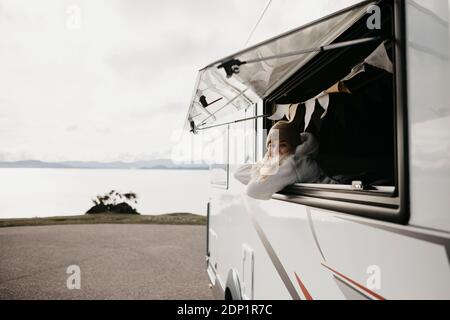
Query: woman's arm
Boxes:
[
  {"xmin": 233, "ymin": 164, "xmax": 254, "ymax": 185},
  {"xmin": 245, "ymin": 133, "xmax": 336, "ymax": 200},
  {"xmin": 246, "ymin": 156, "xmax": 298, "ymax": 200}
]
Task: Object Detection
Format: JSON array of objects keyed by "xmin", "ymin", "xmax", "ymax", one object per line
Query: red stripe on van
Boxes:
[
  {"xmin": 321, "ymin": 263, "xmax": 386, "ymax": 300},
  {"xmin": 294, "ymin": 272, "xmax": 314, "ymax": 300}
]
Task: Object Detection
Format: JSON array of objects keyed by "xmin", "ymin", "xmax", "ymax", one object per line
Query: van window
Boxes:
[
  {"xmin": 278, "ymin": 41, "xmax": 396, "ymax": 193},
  {"xmin": 266, "ymin": 0, "xmax": 406, "ymax": 223}
]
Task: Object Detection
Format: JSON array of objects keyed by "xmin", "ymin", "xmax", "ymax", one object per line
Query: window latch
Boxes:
[
  {"xmin": 352, "ymin": 181, "xmax": 364, "ymax": 190},
  {"xmin": 352, "ymin": 181, "xmax": 378, "ymax": 191}
]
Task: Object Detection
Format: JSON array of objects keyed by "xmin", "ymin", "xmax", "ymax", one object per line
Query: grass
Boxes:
[{"xmin": 0, "ymin": 213, "xmax": 206, "ymax": 228}]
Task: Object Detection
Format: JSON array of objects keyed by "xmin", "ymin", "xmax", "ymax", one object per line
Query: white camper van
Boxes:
[{"xmin": 185, "ymin": 0, "xmax": 450, "ymax": 300}]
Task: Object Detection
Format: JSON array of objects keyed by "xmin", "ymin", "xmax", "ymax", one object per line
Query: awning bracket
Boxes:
[
  {"xmin": 199, "ymin": 95, "xmax": 223, "ymax": 108},
  {"xmin": 198, "ymin": 88, "xmax": 250, "ymax": 127},
  {"xmin": 216, "ymin": 59, "xmax": 248, "ymax": 78}
]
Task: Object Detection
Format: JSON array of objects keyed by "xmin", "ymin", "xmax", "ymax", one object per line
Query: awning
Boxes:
[{"xmin": 185, "ymin": 0, "xmax": 378, "ymax": 132}]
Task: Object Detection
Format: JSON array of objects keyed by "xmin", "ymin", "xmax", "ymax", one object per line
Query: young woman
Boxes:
[{"xmin": 234, "ymin": 121, "xmax": 336, "ymax": 200}]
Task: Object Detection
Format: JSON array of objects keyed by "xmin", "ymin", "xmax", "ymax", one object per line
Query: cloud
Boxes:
[
  {"xmin": 105, "ymin": 33, "xmax": 213, "ymax": 82},
  {"xmin": 66, "ymin": 125, "xmax": 79, "ymax": 132},
  {"xmin": 0, "ymin": 0, "xmax": 265, "ymax": 162}
]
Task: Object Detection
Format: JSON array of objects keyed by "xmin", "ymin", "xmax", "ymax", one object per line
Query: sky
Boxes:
[
  {"xmin": 0, "ymin": 0, "xmax": 267, "ymax": 162},
  {"xmin": 0, "ymin": 0, "xmax": 364, "ymax": 163}
]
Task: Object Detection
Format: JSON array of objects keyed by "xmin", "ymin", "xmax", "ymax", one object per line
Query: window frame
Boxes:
[
  {"xmin": 265, "ymin": 0, "xmax": 410, "ymax": 225},
  {"xmin": 210, "ymin": 124, "xmax": 230, "ymax": 190}
]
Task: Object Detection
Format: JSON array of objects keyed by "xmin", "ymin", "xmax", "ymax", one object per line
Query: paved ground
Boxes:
[{"xmin": 0, "ymin": 224, "xmax": 214, "ymax": 299}]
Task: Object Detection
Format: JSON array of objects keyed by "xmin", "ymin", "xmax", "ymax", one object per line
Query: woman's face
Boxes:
[{"xmin": 267, "ymin": 140, "xmax": 293, "ymax": 159}]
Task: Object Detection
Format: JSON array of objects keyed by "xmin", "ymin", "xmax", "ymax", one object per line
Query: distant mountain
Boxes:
[
  {"xmin": 0, "ymin": 159, "xmax": 209, "ymax": 170},
  {"xmin": 0, "ymin": 160, "xmax": 68, "ymax": 168}
]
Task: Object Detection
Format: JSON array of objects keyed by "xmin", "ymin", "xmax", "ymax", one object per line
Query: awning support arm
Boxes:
[
  {"xmin": 194, "ymin": 114, "xmax": 269, "ymax": 132},
  {"xmin": 217, "ymin": 36, "xmax": 385, "ymax": 78}
]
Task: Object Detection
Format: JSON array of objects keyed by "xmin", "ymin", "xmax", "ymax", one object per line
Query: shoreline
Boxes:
[{"xmin": 0, "ymin": 213, "xmax": 206, "ymax": 228}]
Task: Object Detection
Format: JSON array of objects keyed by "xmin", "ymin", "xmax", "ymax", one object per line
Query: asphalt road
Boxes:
[{"xmin": 0, "ymin": 224, "xmax": 214, "ymax": 299}]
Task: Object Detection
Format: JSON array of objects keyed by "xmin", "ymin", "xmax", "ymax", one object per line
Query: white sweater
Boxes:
[{"xmin": 234, "ymin": 133, "xmax": 336, "ymax": 200}]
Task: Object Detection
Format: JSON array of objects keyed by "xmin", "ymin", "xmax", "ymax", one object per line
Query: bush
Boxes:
[{"xmin": 86, "ymin": 190, "xmax": 140, "ymax": 215}]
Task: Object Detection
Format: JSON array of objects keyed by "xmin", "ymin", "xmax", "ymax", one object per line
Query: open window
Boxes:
[
  {"xmin": 269, "ymin": 40, "xmax": 396, "ymax": 191},
  {"xmin": 185, "ymin": 0, "xmax": 382, "ymax": 132},
  {"xmin": 266, "ymin": 0, "xmax": 408, "ymax": 224}
]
